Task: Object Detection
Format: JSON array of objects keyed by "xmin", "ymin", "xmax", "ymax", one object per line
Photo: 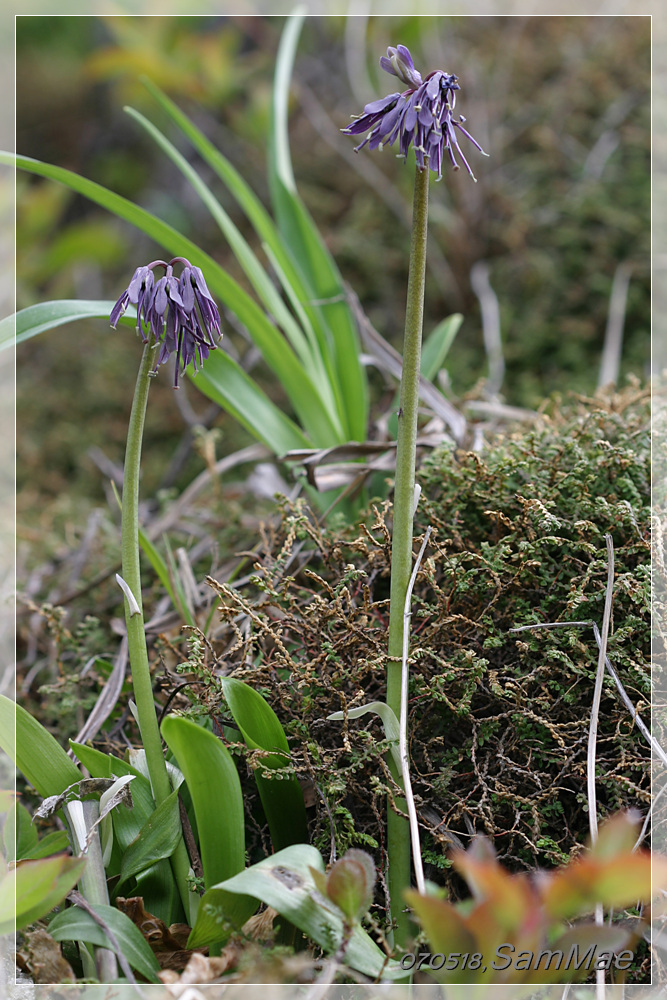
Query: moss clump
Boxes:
[{"xmin": 199, "ymin": 384, "xmax": 649, "ymax": 894}]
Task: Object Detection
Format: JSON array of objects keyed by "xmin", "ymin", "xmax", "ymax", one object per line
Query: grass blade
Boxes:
[
  {"xmin": 140, "ymin": 78, "xmax": 336, "ymax": 363},
  {"xmin": 124, "ymin": 107, "xmax": 326, "ymax": 384},
  {"xmin": 136, "ymin": 526, "xmax": 195, "ymax": 627},
  {"xmin": 421, "ymin": 313, "xmax": 463, "ymax": 381},
  {"xmin": 0, "ymin": 299, "xmax": 129, "ymax": 351},
  {"xmin": 193, "ymin": 349, "xmax": 311, "ymax": 454}
]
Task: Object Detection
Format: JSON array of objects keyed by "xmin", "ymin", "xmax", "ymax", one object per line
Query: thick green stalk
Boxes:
[
  {"xmin": 386, "ymin": 165, "xmax": 429, "ymax": 948},
  {"xmin": 121, "ymin": 342, "xmax": 193, "ymax": 919}
]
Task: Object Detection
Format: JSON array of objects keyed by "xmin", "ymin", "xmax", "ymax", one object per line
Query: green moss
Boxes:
[{"xmin": 208, "ymin": 385, "xmax": 649, "ymax": 887}]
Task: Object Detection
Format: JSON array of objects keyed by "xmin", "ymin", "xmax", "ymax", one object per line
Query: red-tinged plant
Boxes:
[
  {"xmin": 405, "ymin": 812, "xmax": 666, "ymax": 985},
  {"xmin": 310, "ymin": 849, "xmax": 377, "ymax": 929}
]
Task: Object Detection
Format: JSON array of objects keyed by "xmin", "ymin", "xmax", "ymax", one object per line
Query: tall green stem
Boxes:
[
  {"xmin": 121, "ymin": 342, "xmax": 193, "ymax": 919},
  {"xmin": 386, "ymin": 165, "xmax": 429, "ymax": 948}
]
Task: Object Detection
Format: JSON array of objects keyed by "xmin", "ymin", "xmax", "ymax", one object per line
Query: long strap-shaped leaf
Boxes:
[
  {"xmin": 123, "ymin": 106, "xmax": 344, "ymax": 442},
  {"xmin": 0, "ymin": 695, "xmax": 81, "ymax": 798},
  {"xmin": 268, "ymin": 13, "xmax": 368, "ymax": 443},
  {"xmin": 5, "ymin": 298, "xmax": 310, "ymax": 454},
  {"xmin": 139, "ymin": 77, "xmax": 349, "ymax": 437},
  {"xmin": 3, "ymin": 150, "xmax": 339, "ymax": 447},
  {"xmin": 190, "ymin": 844, "xmax": 404, "ymax": 979}
]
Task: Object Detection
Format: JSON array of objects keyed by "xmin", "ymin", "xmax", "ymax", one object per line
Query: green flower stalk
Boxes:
[
  {"xmin": 344, "ymin": 45, "xmax": 486, "ymax": 948},
  {"xmin": 110, "ymin": 256, "xmax": 222, "ymax": 920}
]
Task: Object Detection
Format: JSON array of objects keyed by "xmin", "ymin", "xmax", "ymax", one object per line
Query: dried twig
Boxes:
[
  {"xmin": 69, "ymin": 638, "xmax": 128, "ymax": 752},
  {"xmin": 400, "ymin": 524, "xmax": 432, "ymax": 895},
  {"xmin": 470, "ymin": 260, "xmax": 505, "ymax": 397},
  {"xmin": 509, "ymin": 617, "xmax": 663, "ymax": 766},
  {"xmin": 589, "ymin": 534, "xmax": 615, "ymax": 844},
  {"xmin": 598, "ymin": 262, "xmax": 632, "ymax": 389}
]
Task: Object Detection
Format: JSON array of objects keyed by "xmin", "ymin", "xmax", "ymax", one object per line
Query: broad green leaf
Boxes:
[
  {"xmin": 421, "ymin": 313, "xmax": 463, "ymax": 381},
  {"xmin": 220, "ymin": 677, "xmax": 308, "ymax": 850},
  {"xmin": 269, "ymin": 14, "xmax": 367, "ymax": 442},
  {"xmin": 0, "ymin": 695, "xmax": 81, "ymax": 798},
  {"xmin": 194, "ymin": 844, "xmax": 403, "ymax": 980},
  {"xmin": 0, "ymin": 853, "xmax": 87, "ymax": 934},
  {"xmin": 48, "ymin": 902, "xmax": 161, "ymax": 983},
  {"xmin": 161, "ymin": 715, "xmax": 246, "ymax": 890},
  {"xmin": 69, "ymin": 741, "xmax": 145, "ymax": 784},
  {"xmin": 327, "ymin": 701, "xmax": 401, "ymax": 771},
  {"xmin": 69, "ymin": 742, "xmax": 155, "ymax": 851},
  {"xmin": 117, "ymin": 789, "xmax": 181, "ymax": 890},
  {"xmin": 133, "ymin": 859, "xmax": 183, "ymax": 927},
  {"xmin": 4, "ymin": 801, "xmax": 38, "ymax": 860},
  {"xmin": 187, "ymin": 881, "xmax": 259, "ymax": 950},
  {"xmin": 68, "ymin": 742, "xmax": 183, "ymax": 924},
  {"xmin": 21, "ymin": 830, "xmax": 70, "ymax": 861}
]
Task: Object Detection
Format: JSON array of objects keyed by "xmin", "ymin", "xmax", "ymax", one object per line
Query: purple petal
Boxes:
[
  {"xmin": 426, "ymin": 74, "xmax": 441, "ymax": 101},
  {"xmin": 396, "ymin": 45, "xmax": 415, "ymax": 70},
  {"xmin": 110, "ymin": 291, "xmax": 129, "ymax": 328},
  {"xmin": 179, "ymin": 271, "xmax": 195, "ymax": 311},
  {"xmin": 153, "ymin": 280, "xmax": 169, "ymax": 315},
  {"xmin": 364, "ymin": 93, "xmax": 401, "ymax": 115},
  {"xmin": 127, "ymin": 266, "xmax": 150, "ymax": 304}
]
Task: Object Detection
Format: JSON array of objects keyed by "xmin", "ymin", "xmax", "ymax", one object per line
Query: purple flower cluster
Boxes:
[
  {"xmin": 342, "ymin": 44, "xmax": 487, "ymax": 181},
  {"xmin": 110, "ymin": 257, "xmax": 221, "ymax": 386}
]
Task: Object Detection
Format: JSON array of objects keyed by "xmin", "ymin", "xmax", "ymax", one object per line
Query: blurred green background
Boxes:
[{"xmin": 16, "ymin": 14, "xmax": 650, "ymax": 516}]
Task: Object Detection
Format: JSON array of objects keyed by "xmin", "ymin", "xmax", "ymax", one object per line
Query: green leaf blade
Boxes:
[
  {"xmin": 268, "ymin": 16, "xmax": 368, "ymax": 442},
  {"xmin": 194, "ymin": 845, "xmax": 403, "ymax": 979},
  {"xmin": 117, "ymin": 790, "xmax": 182, "ymax": 891},
  {"xmin": 0, "ymin": 695, "xmax": 81, "ymax": 798},
  {"xmin": 220, "ymin": 677, "xmax": 308, "ymax": 851},
  {"xmin": 0, "ymin": 854, "xmax": 87, "ymax": 934},
  {"xmin": 48, "ymin": 902, "xmax": 161, "ymax": 983},
  {"xmin": 160, "ymin": 715, "xmax": 246, "ymax": 891}
]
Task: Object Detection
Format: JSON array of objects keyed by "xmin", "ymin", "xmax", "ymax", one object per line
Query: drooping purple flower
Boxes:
[
  {"xmin": 110, "ymin": 257, "xmax": 222, "ymax": 387},
  {"xmin": 342, "ymin": 44, "xmax": 488, "ymax": 181}
]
